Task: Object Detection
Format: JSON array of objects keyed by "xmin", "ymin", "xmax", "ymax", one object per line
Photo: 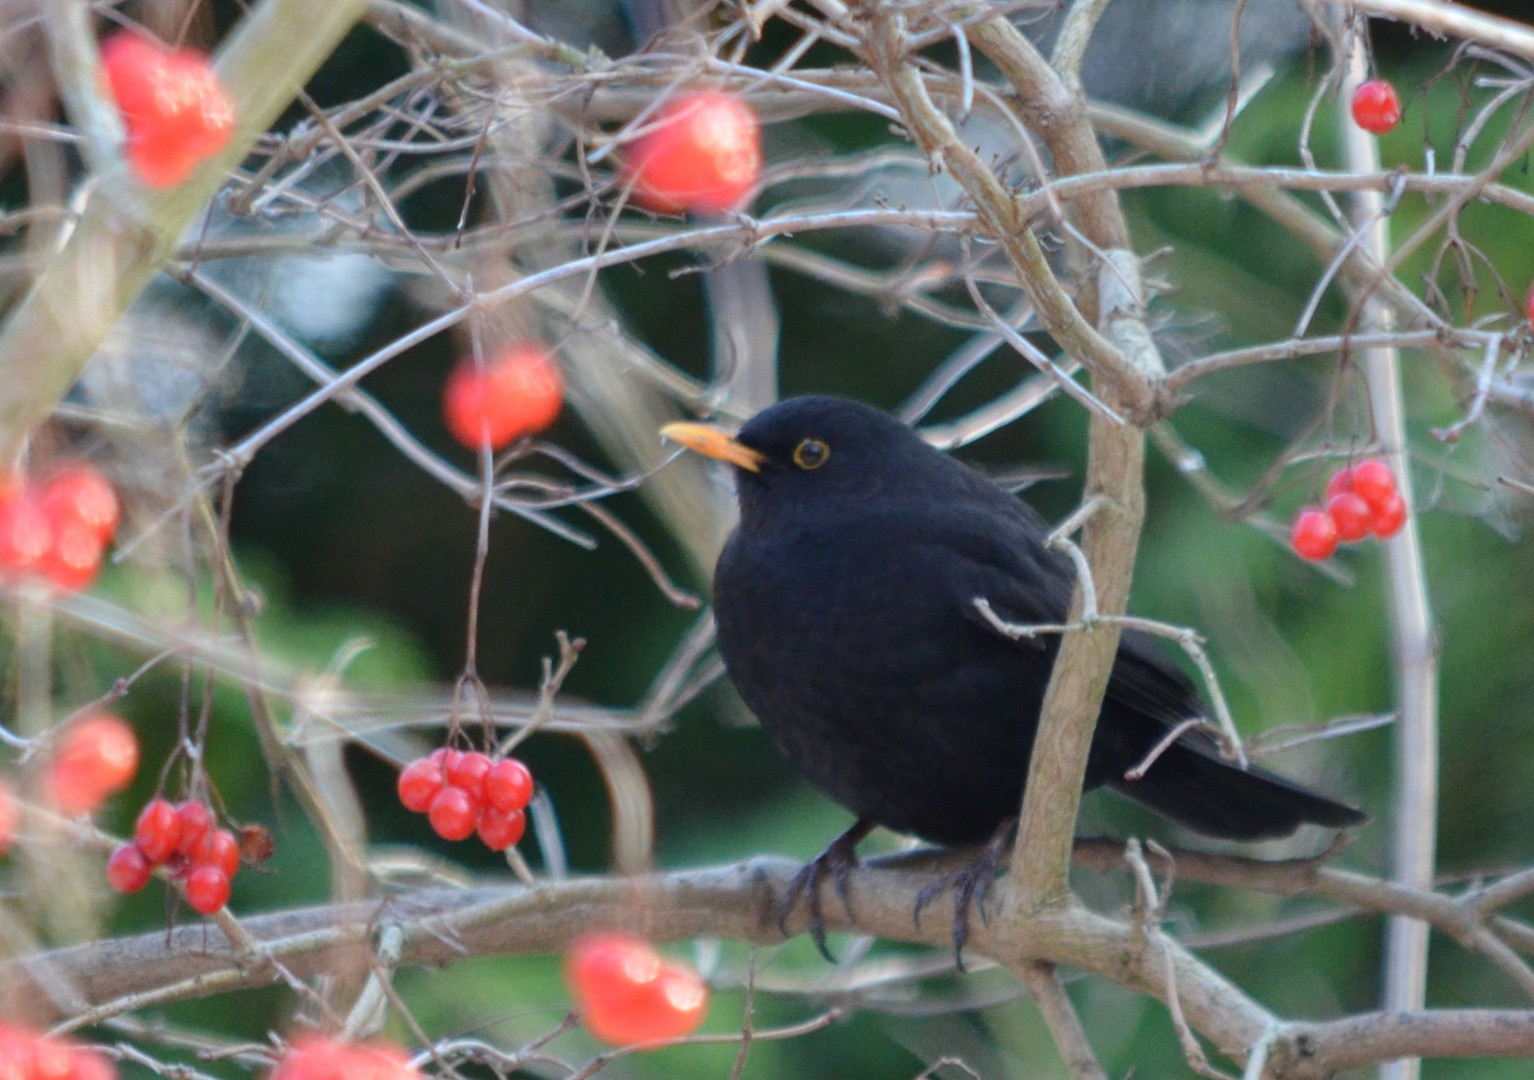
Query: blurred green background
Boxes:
[{"xmin": 46, "ymin": 2, "xmax": 1534, "ymax": 1078}]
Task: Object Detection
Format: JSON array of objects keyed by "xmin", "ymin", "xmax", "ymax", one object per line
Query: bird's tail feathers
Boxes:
[{"xmin": 1108, "ymin": 740, "xmax": 1366, "ymax": 841}]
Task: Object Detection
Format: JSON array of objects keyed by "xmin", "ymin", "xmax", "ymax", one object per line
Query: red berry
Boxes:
[
  {"xmin": 45, "ymin": 711, "xmax": 139, "ymax": 815},
  {"xmin": 1526, "ymin": 283, "xmax": 1534, "ymax": 329},
  {"xmin": 68, "ymin": 1045, "xmax": 118, "ymax": 1080},
  {"xmin": 193, "ymin": 828, "xmax": 241, "ymax": 879},
  {"xmin": 485, "ymin": 758, "xmax": 534, "ymax": 813},
  {"xmin": 622, "ymin": 92, "xmax": 761, "ymax": 214},
  {"xmin": 133, "ymin": 797, "xmax": 183, "ymax": 864},
  {"xmin": 0, "ymin": 778, "xmax": 17, "ymax": 855},
  {"xmin": 1325, "ymin": 492, "xmax": 1374, "ymax": 543},
  {"xmin": 37, "ymin": 517, "xmax": 105, "ymax": 592},
  {"xmin": 1291, "ymin": 508, "xmax": 1339, "ymax": 561},
  {"xmin": 427, "ymin": 787, "xmax": 477, "ymax": 841},
  {"xmin": 396, "ymin": 757, "xmax": 445, "ymax": 813},
  {"xmin": 1372, "ymin": 491, "xmax": 1407, "ymax": 538},
  {"xmin": 269, "ymin": 1036, "xmax": 419, "ymax": 1080},
  {"xmin": 100, "ymin": 33, "xmax": 236, "ymax": 188},
  {"xmin": 442, "ymin": 345, "xmax": 563, "ymax": 451},
  {"xmin": 1349, "ymin": 460, "xmax": 1398, "ymax": 510},
  {"xmin": 175, "ymin": 802, "xmax": 214, "ymax": 858},
  {"xmin": 106, "ymin": 843, "xmax": 153, "ymax": 893},
  {"xmin": 477, "ymin": 806, "xmax": 526, "ymax": 851},
  {"xmin": 39, "ymin": 464, "xmax": 119, "ymax": 543},
  {"xmin": 184, "ymin": 865, "xmax": 230, "ymax": 915},
  {"xmin": 445, "ymin": 750, "xmax": 492, "ymax": 805},
  {"xmin": 1351, "ymin": 79, "xmax": 1402, "ymax": 134},
  {"xmin": 0, "ymin": 493, "xmax": 51, "ymax": 577},
  {"xmin": 566, "ymin": 932, "xmax": 709, "ymax": 1045}
]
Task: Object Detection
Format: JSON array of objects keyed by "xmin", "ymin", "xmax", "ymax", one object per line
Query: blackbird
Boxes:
[{"xmin": 662, "ymin": 397, "xmax": 1364, "ymax": 940}]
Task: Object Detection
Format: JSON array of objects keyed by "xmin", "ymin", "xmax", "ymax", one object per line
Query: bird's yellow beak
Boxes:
[{"xmin": 660, "ymin": 421, "xmax": 766, "ymax": 473}]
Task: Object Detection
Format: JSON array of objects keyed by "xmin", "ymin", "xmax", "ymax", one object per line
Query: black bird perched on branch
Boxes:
[{"xmin": 662, "ymin": 396, "xmax": 1364, "ymax": 949}]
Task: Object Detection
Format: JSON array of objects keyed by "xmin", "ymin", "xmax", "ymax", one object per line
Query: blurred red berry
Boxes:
[
  {"xmin": 566, "ymin": 931, "xmax": 709, "ymax": 1046},
  {"xmin": 101, "ymin": 33, "xmax": 236, "ymax": 188},
  {"xmin": 36, "ymin": 517, "xmax": 105, "ymax": 592},
  {"xmin": 46, "ymin": 711, "xmax": 139, "ymax": 815},
  {"xmin": 396, "ymin": 757, "xmax": 445, "ymax": 813},
  {"xmin": 1372, "ymin": 491, "xmax": 1408, "ymax": 538},
  {"xmin": 622, "ymin": 91, "xmax": 761, "ymax": 214},
  {"xmin": 133, "ymin": 798, "xmax": 183, "ymax": 864},
  {"xmin": 477, "ymin": 806, "xmax": 526, "ymax": 851},
  {"xmin": 1326, "ymin": 492, "xmax": 1374, "ymax": 543},
  {"xmin": 0, "ymin": 778, "xmax": 17, "ymax": 855},
  {"xmin": 427, "ymin": 787, "xmax": 476, "ymax": 841},
  {"xmin": 1349, "ymin": 460, "xmax": 1398, "ymax": 510},
  {"xmin": 1351, "ymin": 78, "xmax": 1401, "ymax": 134},
  {"xmin": 442, "ymin": 345, "xmax": 563, "ymax": 451},
  {"xmin": 267, "ymin": 1035, "xmax": 420, "ymax": 1080},
  {"xmin": 1291, "ymin": 509, "xmax": 1339, "ymax": 562},
  {"xmin": 185, "ymin": 865, "xmax": 230, "ymax": 915},
  {"xmin": 0, "ymin": 493, "xmax": 51, "ymax": 577},
  {"xmin": 40, "ymin": 464, "xmax": 120, "ymax": 544},
  {"xmin": 106, "ymin": 843, "xmax": 153, "ymax": 893},
  {"xmin": 485, "ymin": 758, "xmax": 534, "ymax": 813}
]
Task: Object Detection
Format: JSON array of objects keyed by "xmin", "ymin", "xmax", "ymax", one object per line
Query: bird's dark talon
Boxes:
[{"xmin": 776, "ymin": 819, "xmax": 874, "ymax": 961}]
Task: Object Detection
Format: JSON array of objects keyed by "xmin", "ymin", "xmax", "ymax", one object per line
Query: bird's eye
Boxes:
[{"xmin": 792, "ymin": 438, "xmax": 830, "ymax": 470}]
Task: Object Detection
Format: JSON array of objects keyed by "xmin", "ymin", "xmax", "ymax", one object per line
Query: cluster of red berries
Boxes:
[
  {"xmin": 1291, "ymin": 460, "xmax": 1406, "ymax": 561},
  {"xmin": 266, "ymin": 1036, "xmax": 420, "ymax": 1080},
  {"xmin": 0, "ymin": 1022, "xmax": 116, "ymax": 1080},
  {"xmin": 397, "ymin": 748, "xmax": 533, "ymax": 851},
  {"xmin": 107, "ymin": 798, "xmax": 242, "ymax": 916},
  {"xmin": 100, "ymin": 33, "xmax": 235, "ymax": 188},
  {"xmin": 0, "ymin": 463, "xmax": 120, "ymax": 592},
  {"xmin": 442, "ymin": 344, "xmax": 564, "ymax": 452},
  {"xmin": 1351, "ymin": 78, "xmax": 1401, "ymax": 135},
  {"xmin": 565, "ymin": 931, "xmax": 710, "ymax": 1046}
]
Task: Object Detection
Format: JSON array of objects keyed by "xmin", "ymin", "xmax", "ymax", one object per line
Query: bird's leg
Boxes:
[
  {"xmin": 913, "ymin": 817, "xmax": 1017, "ymax": 971},
  {"xmin": 777, "ymin": 818, "xmax": 875, "ymax": 962}
]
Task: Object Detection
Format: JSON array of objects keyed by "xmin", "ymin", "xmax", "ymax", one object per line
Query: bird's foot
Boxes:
[
  {"xmin": 912, "ymin": 819, "xmax": 1016, "ymax": 971},
  {"xmin": 777, "ymin": 819, "xmax": 875, "ymax": 962}
]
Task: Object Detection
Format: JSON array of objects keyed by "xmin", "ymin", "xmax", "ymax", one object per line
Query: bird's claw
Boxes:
[
  {"xmin": 776, "ymin": 819, "xmax": 873, "ymax": 961},
  {"xmin": 912, "ymin": 820, "xmax": 1014, "ymax": 971}
]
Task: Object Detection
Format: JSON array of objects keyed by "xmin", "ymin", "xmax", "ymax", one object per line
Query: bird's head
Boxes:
[{"xmin": 661, "ymin": 396, "xmax": 946, "ymax": 527}]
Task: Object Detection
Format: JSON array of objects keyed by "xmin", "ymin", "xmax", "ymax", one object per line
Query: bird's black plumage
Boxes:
[{"xmin": 677, "ymin": 395, "xmax": 1364, "ymax": 848}]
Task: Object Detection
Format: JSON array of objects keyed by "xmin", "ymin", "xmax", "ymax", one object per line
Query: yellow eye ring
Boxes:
[{"xmin": 793, "ymin": 438, "xmax": 830, "ymax": 470}]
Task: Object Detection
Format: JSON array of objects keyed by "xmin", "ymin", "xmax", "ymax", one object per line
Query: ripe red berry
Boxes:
[
  {"xmin": 442, "ymin": 345, "xmax": 563, "ymax": 451},
  {"xmin": 1325, "ymin": 492, "xmax": 1374, "ymax": 542},
  {"xmin": 446, "ymin": 750, "xmax": 492, "ymax": 805},
  {"xmin": 623, "ymin": 91, "xmax": 761, "ymax": 215},
  {"xmin": 485, "ymin": 758, "xmax": 534, "ymax": 813},
  {"xmin": 0, "ymin": 778, "xmax": 17, "ymax": 855},
  {"xmin": 427, "ymin": 787, "xmax": 477, "ymax": 841},
  {"xmin": 36, "ymin": 517, "xmax": 105, "ymax": 592},
  {"xmin": 175, "ymin": 802, "xmax": 214, "ymax": 858},
  {"xmin": 193, "ymin": 828, "xmax": 241, "ymax": 879},
  {"xmin": 1349, "ymin": 460, "xmax": 1398, "ymax": 510},
  {"xmin": 269, "ymin": 1036, "xmax": 419, "ymax": 1080},
  {"xmin": 100, "ymin": 33, "xmax": 236, "ymax": 188},
  {"xmin": 566, "ymin": 932, "xmax": 709, "ymax": 1045},
  {"xmin": 45, "ymin": 711, "xmax": 139, "ymax": 816},
  {"xmin": 0, "ymin": 493, "xmax": 51, "ymax": 577},
  {"xmin": 1351, "ymin": 79, "xmax": 1402, "ymax": 135},
  {"xmin": 106, "ymin": 843, "xmax": 153, "ymax": 893},
  {"xmin": 1291, "ymin": 508, "xmax": 1339, "ymax": 562},
  {"xmin": 1372, "ymin": 491, "xmax": 1407, "ymax": 538},
  {"xmin": 1526, "ymin": 283, "xmax": 1534, "ymax": 329},
  {"xmin": 184, "ymin": 865, "xmax": 230, "ymax": 915},
  {"xmin": 40, "ymin": 464, "xmax": 120, "ymax": 544},
  {"xmin": 133, "ymin": 797, "xmax": 183, "ymax": 864},
  {"xmin": 396, "ymin": 757, "xmax": 445, "ymax": 813},
  {"xmin": 477, "ymin": 806, "xmax": 526, "ymax": 851}
]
